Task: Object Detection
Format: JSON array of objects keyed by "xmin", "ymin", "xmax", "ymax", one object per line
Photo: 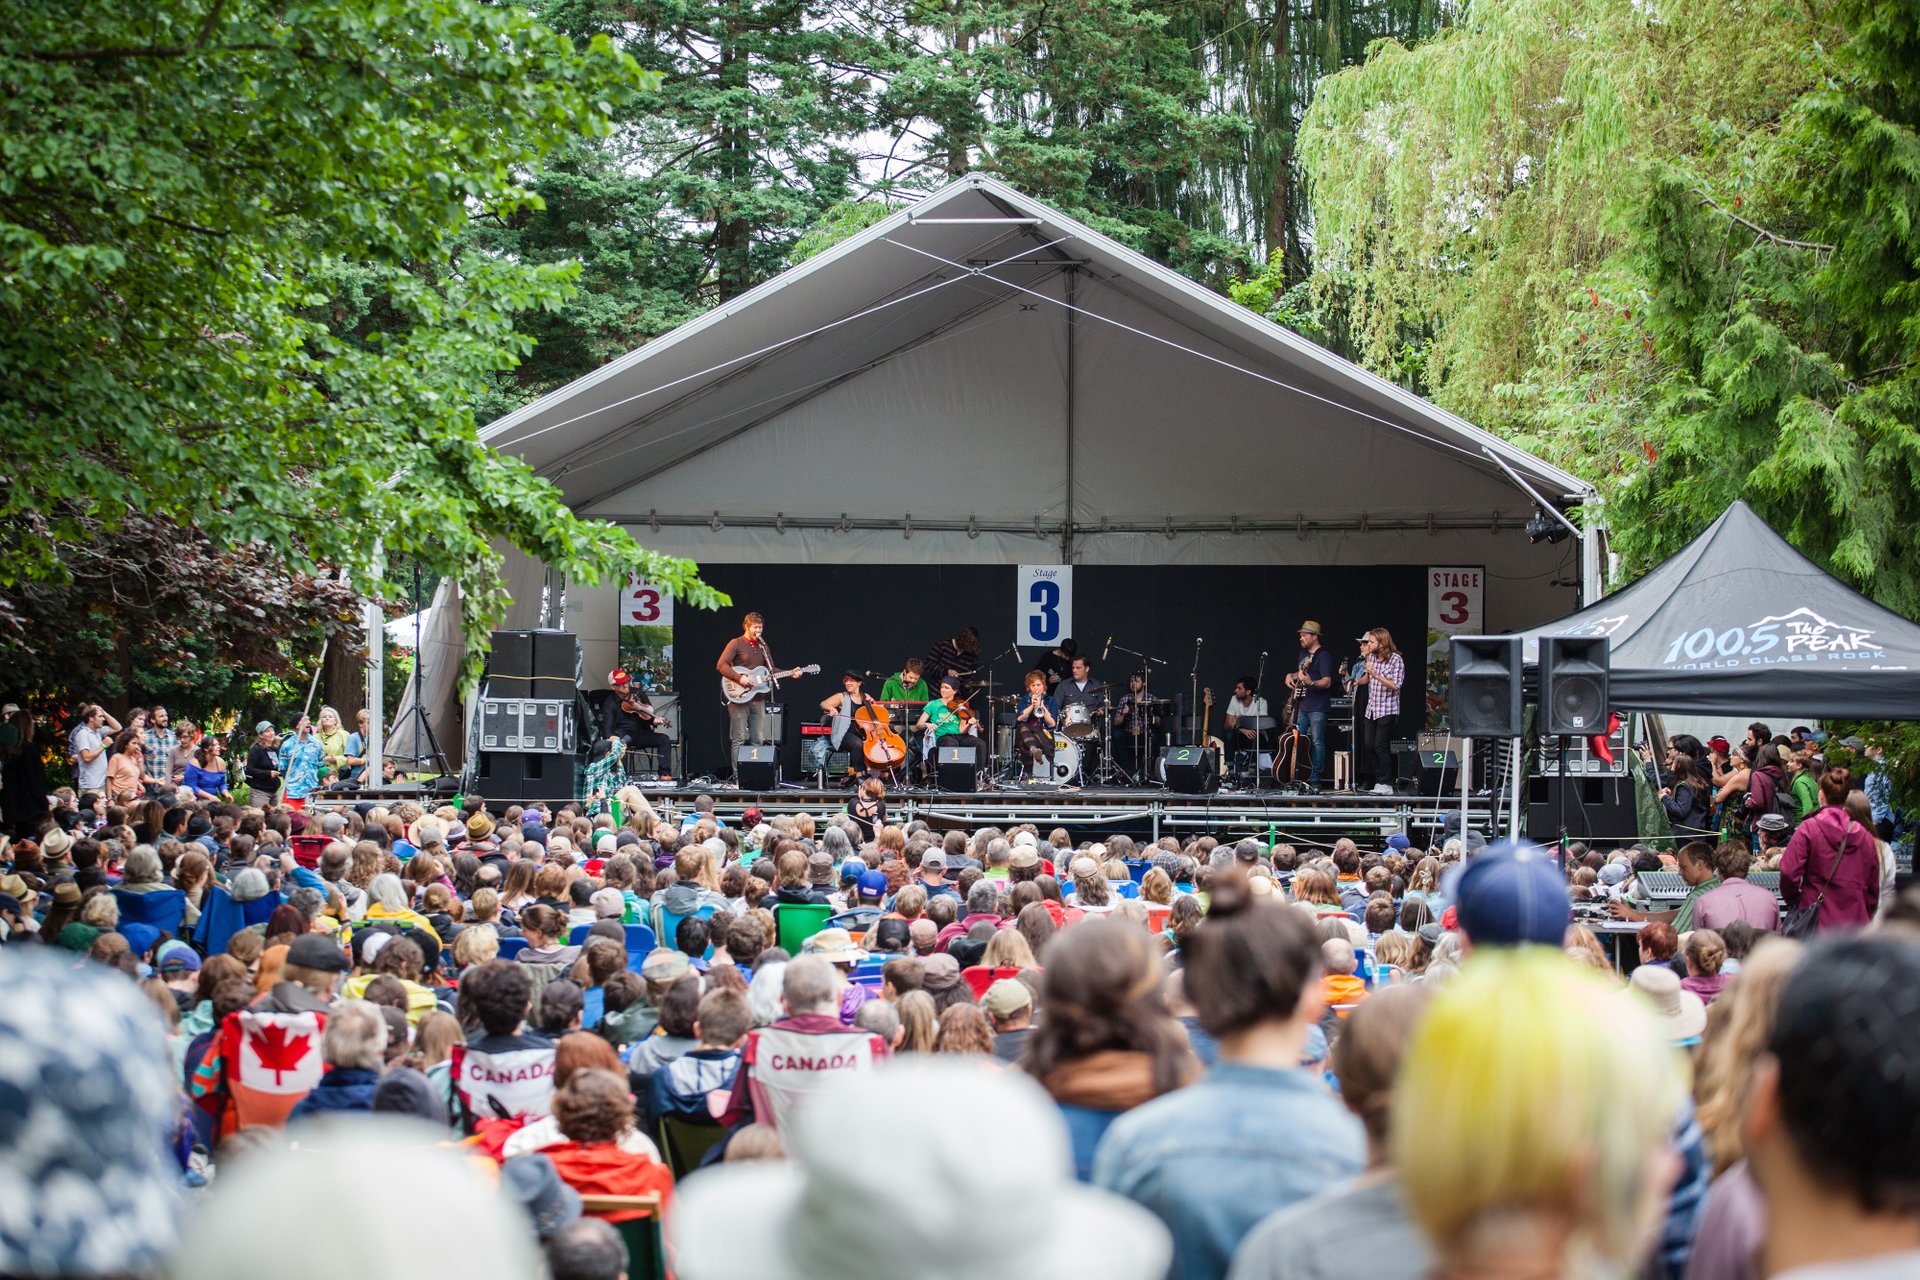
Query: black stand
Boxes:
[{"xmin": 391, "ymin": 562, "xmax": 451, "ymax": 779}]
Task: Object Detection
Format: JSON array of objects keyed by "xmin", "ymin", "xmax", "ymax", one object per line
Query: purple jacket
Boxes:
[{"xmin": 1781, "ymin": 806, "xmax": 1880, "ymax": 930}]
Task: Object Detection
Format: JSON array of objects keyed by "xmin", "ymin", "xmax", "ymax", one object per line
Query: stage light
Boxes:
[{"xmin": 1525, "ymin": 509, "xmax": 1568, "ymax": 544}]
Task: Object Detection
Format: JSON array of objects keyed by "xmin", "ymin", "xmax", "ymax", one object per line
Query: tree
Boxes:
[{"xmin": 0, "ymin": 0, "xmax": 725, "ymax": 696}]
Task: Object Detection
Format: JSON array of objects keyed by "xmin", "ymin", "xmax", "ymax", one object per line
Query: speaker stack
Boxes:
[
  {"xmin": 472, "ymin": 630, "xmax": 586, "ymax": 805},
  {"xmin": 1527, "ymin": 637, "xmax": 1631, "ymax": 842}
]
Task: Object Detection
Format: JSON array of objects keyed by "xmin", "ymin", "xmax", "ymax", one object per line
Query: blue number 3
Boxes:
[{"xmin": 1029, "ymin": 580, "xmax": 1060, "ymax": 641}]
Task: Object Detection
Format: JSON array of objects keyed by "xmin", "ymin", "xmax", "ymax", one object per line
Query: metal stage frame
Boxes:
[{"xmin": 649, "ymin": 785, "xmax": 1503, "ymax": 846}]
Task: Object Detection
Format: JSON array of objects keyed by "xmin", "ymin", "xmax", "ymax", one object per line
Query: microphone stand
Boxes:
[
  {"xmin": 982, "ymin": 642, "xmax": 1022, "ymax": 786},
  {"xmin": 1188, "ymin": 637, "xmax": 1204, "ymax": 749},
  {"xmin": 1252, "ymin": 649, "xmax": 1269, "ymax": 795}
]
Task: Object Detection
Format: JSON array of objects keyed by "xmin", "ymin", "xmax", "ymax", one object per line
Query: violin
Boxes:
[
  {"xmin": 947, "ymin": 696, "xmax": 978, "ymax": 728},
  {"xmin": 620, "ymin": 690, "xmax": 670, "ymax": 733},
  {"xmin": 852, "ymin": 699, "xmax": 908, "ymax": 768}
]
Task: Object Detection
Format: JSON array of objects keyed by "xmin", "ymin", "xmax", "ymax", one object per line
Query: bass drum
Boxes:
[{"xmin": 1030, "ymin": 734, "xmax": 1081, "ymax": 785}]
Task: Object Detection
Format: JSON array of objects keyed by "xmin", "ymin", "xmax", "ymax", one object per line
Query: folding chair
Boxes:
[
  {"xmin": 773, "ymin": 903, "xmax": 833, "ymax": 954},
  {"xmin": 578, "ymin": 1194, "xmax": 666, "ymax": 1280},
  {"xmin": 657, "ymin": 1113, "xmax": 729, "ymax": 1179}
]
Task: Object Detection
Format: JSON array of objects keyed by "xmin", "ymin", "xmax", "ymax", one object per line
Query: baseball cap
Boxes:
[
  {"xmin": 255, "ymin": 720, "xmax": 275, "ymax": 734},
  {"xmin": 922, "ymin": 850, "xmax": 946, "ymax": 870},
  {"xmin": 641, "ymin": 949, "xmax": 692, "ymax": 983},
  {"xmin": 1009, "ymin": 846, "xmax": 1040, "ymax": 870},
  {"xmin": 156, "ymin": 940, "xmax": 202, "ymax": 973},
  {"xmin": 610, "ymin": 668, "xmax": 631, "ymax": 687},
  {"xmin": 1453, "ymin": 840, "xmax": 1570, "ymax": 948},
  {"xmin": 1385, "ymin": 834, "xmax": 1412, "ymax": 853},
  {"xmin": 857, "ymin": 869, "xmax": 888, "ymax": 898},
  {"xmin": 982, "ymin": 978, "xmax": 1032, "ymax": 1017},
  {"xmin": 1707, "ymin": 736, "xmax": 1731, "ymax": 754}
]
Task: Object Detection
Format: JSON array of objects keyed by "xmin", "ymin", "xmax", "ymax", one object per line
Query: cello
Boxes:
[{"xmin": 852, "ymin": 699, "xmax": 908, "ymax": 769}]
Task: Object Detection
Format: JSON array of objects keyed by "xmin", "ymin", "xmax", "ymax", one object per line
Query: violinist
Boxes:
[
  {"xmin": 1013, "ymin": 669, "xmax": 1060, "ymax": 770},
  {"xmin": 605, "ymin": 668, "xmax": 672, "ymax": 763},
  {"xmin": 914, "ymin": 676, "xmax": 980, "ymax": 770}
]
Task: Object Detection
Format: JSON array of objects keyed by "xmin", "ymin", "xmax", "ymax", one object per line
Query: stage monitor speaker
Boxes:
[
  {"xmin": 1526, "ymin": 774, "xmax": 1637, "ymax": 844},
  {"xmin": 1161, "ymin": 745, "xmax": 1218, "ymax": 794},
  {"xmin": 735, "ymin": 744, "xmax": 778, "ymax": 790},
  {"xmin": 935, "ymin": 746, "xmax": 979, "ymax": 793},
  {"xmin": 1540, "ymin": 637, "xmax": 1610, "ymax": 736},
  {"xmin": 1396, "ymin": 748, "xmax": 1461, "ymax": 797},
  {"xmin": 1449, "ymin": 636, "xmax": 1524, "ymax": 737},
  {"xmin": 489, "ymin": 631, "xmax": 534, "ymax": 680}
]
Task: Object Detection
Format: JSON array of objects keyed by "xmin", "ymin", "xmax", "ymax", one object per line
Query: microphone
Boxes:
[
  {"xmin": 1103, "ymin": 635, "xmax": 1112, "ymax": 661},
  {"xmin": 1260, "ymin": 650, "xmax": 1268, "ymax": 657}
]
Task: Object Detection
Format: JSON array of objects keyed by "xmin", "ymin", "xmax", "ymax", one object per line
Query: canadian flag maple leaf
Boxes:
[{"xmin": 249, "ymin": 1022, "xmax": 314, "ymax": 1085}]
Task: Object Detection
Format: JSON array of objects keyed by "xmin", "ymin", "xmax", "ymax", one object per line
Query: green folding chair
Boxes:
[
  {"xmin": 773, "ymin": 902, "xmax": 833, "ymax": 954},
  {"xmin": 658, "ymin": 1112, "xmax": 729, "ymax": 1178},
  {"xmin": 580, "ymin": 1194, "xmax": 666, "ymax": 1280}
]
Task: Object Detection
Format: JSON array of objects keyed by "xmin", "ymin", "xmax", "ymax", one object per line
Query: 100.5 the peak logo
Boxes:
[{"xmin": 1660, "ymin": 608, "xmax": 1884, "ymax": 668}]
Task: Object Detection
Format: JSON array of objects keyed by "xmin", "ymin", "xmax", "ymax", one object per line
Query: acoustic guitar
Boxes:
[{"xmin": 721, "ymin": 663, "xmax": 820, "ymax": 705}]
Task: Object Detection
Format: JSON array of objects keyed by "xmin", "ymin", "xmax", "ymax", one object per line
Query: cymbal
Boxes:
[{"xmin": 1086, "ymin": 682, "xmax": 1127, "ymax": 694}]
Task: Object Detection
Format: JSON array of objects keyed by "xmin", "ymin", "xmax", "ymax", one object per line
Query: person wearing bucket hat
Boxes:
[
  {"xmin": 672, "ymin": 1059, "xmax": 1172, "ymax": 1280},
  {"xmin": 1452, "ymin": 840, "xmax": 1571, "ymax": 949},
  {"xmin": 1629, "ymin": 964, "xmax": 1708, "ymax": 1046},
  {"xmin": 1283, "ymin": 620, "xmax": 1337, "ymax": 785},
  {"xmin": 0, "ymin": 948, "xmax": 182, "ymax": 1277},
  {"xmin": 800, "ymin": 927, "xmax": 867, "ymax": 966}
]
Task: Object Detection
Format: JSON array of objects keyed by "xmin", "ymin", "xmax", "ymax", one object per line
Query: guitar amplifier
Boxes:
[{"xmin": 477, "ymin": 698, "xmax": 576, "ymax": 753}]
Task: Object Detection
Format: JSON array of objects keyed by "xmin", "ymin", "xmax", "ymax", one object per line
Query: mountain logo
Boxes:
[{"xmin": 1753, "ymin": 608, "xmax": 1878, "ymax": 655}]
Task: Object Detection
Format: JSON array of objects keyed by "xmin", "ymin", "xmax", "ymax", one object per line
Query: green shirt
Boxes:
[
  {"xmin": 1674, "ymin": 875, "xmax": 1721, "ymax": 933},
  {"xmin": 881, "ymin": 674, "xmax": 935, "ymax": 708},
  {"xmin": 921, "ymin": 696, "xmax": 962, "ymax": 737}
]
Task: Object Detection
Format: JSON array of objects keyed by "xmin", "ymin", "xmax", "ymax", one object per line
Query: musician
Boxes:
[
  {"xmin": 1056, "ymin": 657, "xmax": 1100, "ymax": 716},
  {"xmin": 1013, "ymin": 670, "xmax": 1060, "ymax": 770},
  {"xmin": 1352, "ymin": 627, "xmax": 1404, "ymax": 794},
  {"xmin": 1037, "ymin": 638, "xmax": 1077, "ymax": 689},
  {"xmin": 716, "ymin": 611, "xmax": 773, "ymax": 758},
  {"xmin": 1112, "ymin": 671, "xmax": 1160, "ymax": 781},
  {"xmin": 882, "ymin": 659, "xmax": 937, "ymax": 777},
  {"xmin": 820, "ymin": 672, "xmax": 878, "ymax": 754},
  {"xmin": 926, "ymin": 627, "xmax": 981, "ymax": 695},
  {"xmin": 914, "ymin": 677, "xmax": 980, "ymax": 782},
  {"xmin": 1223, "ymin": 678, "xmax": 1270, "ymax": 758},
  {"xmin": 1284, "ymin": 620, "xmax": 1337, "ymax": 785},
  {"xmin": 606, "ymin": 668, "xmax": 672, "ymax": 765}
]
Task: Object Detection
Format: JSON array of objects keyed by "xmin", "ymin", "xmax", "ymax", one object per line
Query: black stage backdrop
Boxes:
[{"xmin": 673, "ymin": 563, "xmax": 1427, "ymax": 779}]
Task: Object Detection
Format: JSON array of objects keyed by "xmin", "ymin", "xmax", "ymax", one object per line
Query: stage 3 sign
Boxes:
[{"xmin": 1016, "ymin": 565, "xmax": 1074, "ymax": 647}]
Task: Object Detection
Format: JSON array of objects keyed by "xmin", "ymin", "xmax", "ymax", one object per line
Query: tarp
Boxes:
[
  {"xmin": 1518, "ymin": 502, "xmax": 1920, "ymax": 719},
  {"xmin": 389, "ymin": 577, "xmax": 467, "ymax": 769}
]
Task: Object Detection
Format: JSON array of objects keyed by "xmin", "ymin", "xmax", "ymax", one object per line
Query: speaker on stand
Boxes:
[{"xmin": 1538, "ymin": 637, "xmax": 1613, "ymax": 864}]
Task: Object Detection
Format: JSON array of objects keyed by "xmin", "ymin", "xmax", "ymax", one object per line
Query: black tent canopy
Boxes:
[{"xmin": 1516, "ymin": 501, "xmax": 1920, "ymax": 720}]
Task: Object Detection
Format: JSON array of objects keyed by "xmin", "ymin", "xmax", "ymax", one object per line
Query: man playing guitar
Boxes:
[
  {"xmin": 716, "ymin": 612, "xmax": 815, "ymax": 763},
  {"xmin": 1283, "ymin": 620, "xmax": 1337, "ymax": 785},
  {"xmin": 606, "ymin": 668, "xmax": 672, "ymax": 766}
]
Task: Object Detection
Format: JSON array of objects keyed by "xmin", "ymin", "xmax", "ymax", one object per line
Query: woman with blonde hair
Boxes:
[
  {"xmin": 1138, "ymin": 866, "xmax": 1174, "ymax": 906},
  {"xmin": 1563, "ymin": 924, "xmax": 1610, "ymax": 972},
  {"xmin": 981, "ymin": 928, "xmax": 1037, "ymax": 971},
  {"xmin": 1292, "ymin": 866, "xmax": 1346, "ymax": 915},
  {"xmin": 1395, "ymin": 951, "xmax": 1683, "ymax": 1280}
]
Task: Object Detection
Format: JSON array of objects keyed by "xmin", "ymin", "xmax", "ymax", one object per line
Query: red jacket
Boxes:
[
  {"xmin": 1780, "ymin": 806, "xmax": 1880, "ymax": 930},
  {"xmin": 544, "ymin": 1142, "xmax": 675, "ymax": 1220}
]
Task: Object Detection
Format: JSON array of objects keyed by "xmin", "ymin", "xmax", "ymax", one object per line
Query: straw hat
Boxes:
[{"xmin": 1629, "ymin": 964, "xmax": 1707, "ymax": 1043}]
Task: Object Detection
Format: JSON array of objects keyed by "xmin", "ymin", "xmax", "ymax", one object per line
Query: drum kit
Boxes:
[{"xmin": 989, "ymin": 682, "xmax": 1172, "ymax": 787}]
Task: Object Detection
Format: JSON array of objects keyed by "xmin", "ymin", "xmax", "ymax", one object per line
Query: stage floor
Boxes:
[{"xmin": 648, "ymin": 781, "xmax": 1504, "ymax": 845}]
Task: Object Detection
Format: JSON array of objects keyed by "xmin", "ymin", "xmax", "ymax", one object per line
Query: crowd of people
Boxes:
[{"xmin": 0, "ymin": 703, "xmax": 1917, "ymax": 1280}]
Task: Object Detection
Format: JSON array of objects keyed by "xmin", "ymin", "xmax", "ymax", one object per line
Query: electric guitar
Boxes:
[{"xmin": 721, "ymin": 663, "xmax": 820, "ymax": 704}]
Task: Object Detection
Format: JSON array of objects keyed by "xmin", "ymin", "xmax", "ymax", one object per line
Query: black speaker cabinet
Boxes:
[
  {"xmin": 472, "ymin": 751, "xmax": 577, "ymax": 804},
  {"xmin": 735, "ymin": 744, "xmax": 778, "ymax": 790},
  {"xmin": 1526, "ymin": 774, "xmax": 1638, "ymax": 843},
  {"xmin": 1449, "ymin": 636, "xmax": 1524, "ymax": 737},
  {"xmin": 1540, "ymin": 637, "xmax": 1611, "ymax": 736},
  {"xmin": 532, "ymin": 629, "xmax": 580, "ymax": 682},
  {"xmin": 489, "ymin": 631, "xmax": 535, "ymax": 680},
  {"xmin": 935, "ymin": 745, "xmax": 979, "ymax": 792},
  {"xmin": 1161, "ymin": 745, "xmax": 1219, "ymax": 794}
]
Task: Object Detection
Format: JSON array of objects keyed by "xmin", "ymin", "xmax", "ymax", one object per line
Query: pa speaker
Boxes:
[
  {"xmin": 735, "ymin": 744, "xmax": 778, "ymax": 790},
  {"xmin": 1160, "ymin": 745, "xmax": 1218, "ymax": 794},
  {"xmin": 935, "ymin": 746, "xmax": 979, "ymax": 793},
  {"xmin": 1396, "ymin": 748, "xmax": 1462, "ymax": 797},
  {"xmin": 531, "ymin": 629, "xmax": 580, "ymax": 682},
  {"xmin": 489, "ymin": 631, "xmax": 535, "ymax": 680},
  {"xmin": 1540, "ymin": 637, "xmax": 1610, "ymax": 736},
  {"xmin": 1449, "ymin": 636, "xmax": 1524, "ymax": 738},
  {"xmin": 1526, "ymin": 774, "xmax": 1637, "ymax": 843}
]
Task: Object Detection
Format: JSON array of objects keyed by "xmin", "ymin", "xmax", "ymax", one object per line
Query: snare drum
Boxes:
[
  {"xmin": 1061, "ymin": 703, "xmax": 1096, "ymax": 740},
  {"xmin": 1030, "ymin": 734, "xmax": 1081, "ymax": 784}
]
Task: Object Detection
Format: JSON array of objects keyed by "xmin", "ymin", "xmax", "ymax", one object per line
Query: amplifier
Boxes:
[
  {"xmin": 477, "ymin": 698, "xmax": 576, "ymax": 754},
  {"xmin": 799, "ymin": 723, "xmax": 833, "ymax": 736}
]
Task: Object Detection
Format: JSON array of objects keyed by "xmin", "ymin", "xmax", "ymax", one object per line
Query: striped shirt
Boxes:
[{"xmin": 1365, "ymin": 652, "xmax": 1405, "ymax": 720}]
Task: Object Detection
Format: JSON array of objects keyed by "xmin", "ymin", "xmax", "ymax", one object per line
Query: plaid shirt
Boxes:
[
  {"xmin": 1365, "ymin": 651, "xmax": 1404, "ymax": 719},
  {"xmin": 144, "ymin": 726, "xmax": 178, "ymax": 776},
  {"xmin": 585, "ymin": 741, "xmax": 626, "ymax": 817}
]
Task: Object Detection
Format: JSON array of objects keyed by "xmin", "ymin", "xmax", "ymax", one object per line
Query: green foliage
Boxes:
[{"xmin": 0, "ymin": 0, "xmax": 724, "ymax": 695}]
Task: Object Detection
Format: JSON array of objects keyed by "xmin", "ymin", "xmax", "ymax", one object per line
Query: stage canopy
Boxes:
[
  {"xmin": 1517, "ymin": 501, "xmax": 1920, "ymax": 720},
  {"xmin": 480, "ymin": 176, "xmax": 1594, "ymax": 643}
]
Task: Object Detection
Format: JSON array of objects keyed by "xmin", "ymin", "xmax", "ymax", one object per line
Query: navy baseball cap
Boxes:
[{"xmin": 1453, "ymin": 840, "xmax": 1570, "ymax": 948}]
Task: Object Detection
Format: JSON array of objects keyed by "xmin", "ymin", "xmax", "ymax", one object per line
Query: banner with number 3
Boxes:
[{"xmin": 1016, "ymin": 565, "xmax": 1073, "ymax": 648}]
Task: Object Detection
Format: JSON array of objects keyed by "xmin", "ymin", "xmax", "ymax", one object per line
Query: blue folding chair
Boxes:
[
  {"xmin": 497, "ymin": 936, "xmax": 530, "ymax": 961},
  {"xmin": 569, "ymin": 923, "xmax": 593, "ymax": 945},
  {"xmin": 1109, "ymin": 880, "xmax": 1140, "ymax": 900},
  {"xmin": 651, "ymin": 902, "xmax": 718, "ymax": 955},
  {"xmin": 113, "ymin": 887, "xmax": 187, "ymax": 939},
  {"xmin": 623, "ymin": 924, "xmax": 657, "ymax": 970}
]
